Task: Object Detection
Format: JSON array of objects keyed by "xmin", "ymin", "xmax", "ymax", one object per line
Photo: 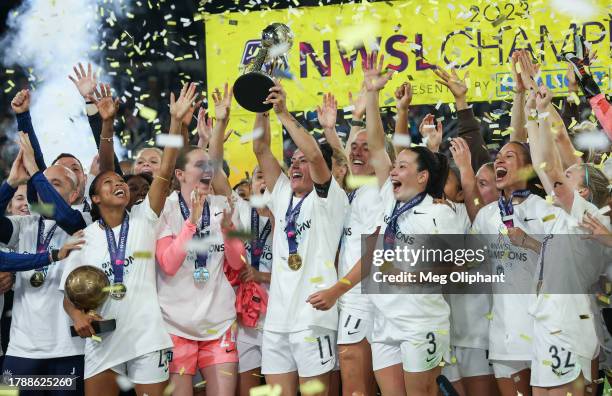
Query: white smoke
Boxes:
[{"xmin": 1, "ymin": 0, "xmax": 125, "ymax": 170}]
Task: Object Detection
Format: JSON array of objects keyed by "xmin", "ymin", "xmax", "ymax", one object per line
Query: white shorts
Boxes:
[
  {"xmin": 491, "ymin": 360, "xmax": 530, "ymax": 379},
  {"xmin": 261, "ymin": 327, "xmax": 337, "ymax": 377},
  {"xmin": 337, "ymin": 308, "xmax": 373, "ymax": 345},
  {"xmin": 442, "ymin": 347, "xmax": 493, "ymax": 382},
  {"xmin": 237, "ymin": 340, "xmax": 262, "ymax": 373},
  {"xmin": 110, "ymin": 349, "xmax": 172, "ymax": 384},
  {"xmin": 372, "ymin": 330, "xmax": 450, "ymax": 373},
  {"xmin": 530, "ymin": 340, "xmax": 591, "ymax": 387}
]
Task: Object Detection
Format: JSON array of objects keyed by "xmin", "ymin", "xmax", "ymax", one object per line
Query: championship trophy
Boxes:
[
  {"xmin": 233, "ymin": 23, "xmax": 294, "ymax": 112},
  {"xmin": 65, "ymin": 266, "xmax": 116, "ymax": 337}
]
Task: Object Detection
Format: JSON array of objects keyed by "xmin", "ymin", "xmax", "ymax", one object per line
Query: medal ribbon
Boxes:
[
  {"xmin": 178, "ymin": 193, "xmax": 210, "ymax": 269},
  {"xmin": 284, "ymin": 192, "xmax": 310, "ymax": 255},
  {"xmin": 497, "ymin": 189, "xmax": 531, "ymax": 228},
  {"xmin": 35, "ymin": 217, "xmax": 57, "ymax": 272},
  {"xmin": 100, "ymin": 214, "xmax": 129, "ymax": 285},
  {"xmin": 347, "ymin": 188, "xmax": 358, "ymax": 204},
  {"xmin": 250, "ymin": 208, "xmax": 272, "ymax": 270},
  {"xmin": 383, "ymin": 192, "xmax": 426, "ymax": 251}
]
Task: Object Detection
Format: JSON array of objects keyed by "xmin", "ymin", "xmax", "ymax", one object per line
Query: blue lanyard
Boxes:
[
  {"xmin": 35, "ymin": 217, "xmax": 57, "ymax": 272},
  {"xmin": 498, "ymin": 189, "xmax": 530, "ymax": 228},
  {"xmin": 383, "ymin": 192, "xmax": 426, "ymax": 250},
  {"xmin": 285, "ymin": 192, "xmax": 310, "ymax": 255},
  {"xmin": 250, "ymin": 208, "xmax": 272, "ymax": 270},
  {"xmin": 178, "ymin": 193, "xmax": 210, "ymax": 269},
  {"xmin": 99, "ymin": 214, "xmax": 129, "ymax": 284},
  {"xmin": 82, "ymin": 199, "xmax": 91, "ymax": 213},
  {"xmin": 347, "ymin": 189, "xmax": 358, "ymax": 204}
]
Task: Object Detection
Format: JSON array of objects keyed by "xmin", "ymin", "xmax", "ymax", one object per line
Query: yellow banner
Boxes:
[{"xmin": 205, "ymin": 0, "xmax": 611, "ymax": 184}]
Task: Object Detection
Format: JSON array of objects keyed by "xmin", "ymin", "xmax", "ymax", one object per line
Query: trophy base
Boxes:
[
  {"xmin": 233, "ymin": 72, "xmax": 275, "ymax": 113},
  {"xmin": 70, "ymin": 319, "xmax": 116, "ymax": 337}
]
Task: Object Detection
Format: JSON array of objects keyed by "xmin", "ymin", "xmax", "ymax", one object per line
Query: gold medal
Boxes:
[
  {"xmin": 288, "ymin": 253, "xmax": 302, "ymax": 271},
  {"xmin": 30, "ymin": 271, "xmax": 45, "ymax": 287}
]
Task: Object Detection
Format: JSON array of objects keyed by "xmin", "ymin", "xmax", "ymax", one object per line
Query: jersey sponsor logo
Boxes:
[
  {"xmin": 395, "ymin": 231, "xmax": 415, "ymax": 245},
  {"xmin": 295, "ymin": 219, "xmax": 312, "ymax": 237}
]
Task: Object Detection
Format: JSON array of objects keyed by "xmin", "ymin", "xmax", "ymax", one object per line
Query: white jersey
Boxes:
[
  {"xmin": 471, "ymin": 194, "xmax": 564, "ymax": 360},
  {"xmin": 6, "ymin": 215, "xmax": 84, "ymax": 358},
  {"xmin": 157, "ymin": 191, "xmax": 236, "ymax": 341},
  {"xmin": 447, "ymin": 202, "xmax": 491, "ymax": 349},
  {"xmin": 234, "ymin": 194, "xmax": 273, "ymax": 345},
  {"xmin": 528, "ymin": 192, "xmax": 609, "ymax": 360},
  {"xmin": 338, "ymin": 184, "xmax": 383, "ymax": 313},
  {"xmin": 59, "ymin": 197, "xmax": 172, "ymax": 377},
  {"xmin": 370, "ymin": 179, "xmax": 463, "ymax": 343},
  {"xmin": 265, "ymin": 173, "xmax": 348, "ymax": 333}
]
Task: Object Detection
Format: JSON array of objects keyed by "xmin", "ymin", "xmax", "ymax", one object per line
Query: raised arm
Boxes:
[
  {"xmin": 252, "ymin": 112, "xmax": 281, "ymax": 192},
  {"xmin": 1, "ymin": 235, "xmax": 83, "ymax": 272},
  {"xmin": 0, "ymin": 150, "xmax": 30, "ymax": 244},
  {"xmin": 433, "ymin": 64, "xmax": 489, "ymax": 170},
  {"xmin": 69, "ymin": 63, "xmax": 123, "ymax": 175},
  {"xmin": 363, "ymin": 51, "xmax": 393, "ymax": 187},
  {"xmin": 450, "ymin": 137, "xmax": 483, "ymax": 222},
  {"xmin": 89, "ymin": 83, "xmax": 119, "ymax": 174},
  {"xmin": 265, "ymin": 82, "xmax": 331, "ymax": 184},
  {"xmin": 317, "ymin": 92, "xmax": 343, "ymax": 152},
  {"xmin": 11, "ymin": 89, "xmax": 46, "ymax": 171},
  {"xmin": 208, "ymin": 83, "xmax": 233, "ymax": 198},
  {"xmin": 345, "ymin": 87, "xmax": 367, "ymax": 159},
  {"xmin": 19, "ymin": 133, "xmax": 86, "ymax": 234},
  {"xmin": 418, "ymin": 114, "xmax": 442, "ymax": 153},
  {"xmin": 509, "ymin": 51, "xmax": 528, "ymax": 142},
  {"xmin": 528, "ymin": 87, "xmax": 574, "ymax": 213},
  {"xmin": 149, "ymin": 83, "xmax": 198, "ymax": 215},
  {"xmin": 394, "ymin": 82, "xmax": 412, "ymax": 152}
]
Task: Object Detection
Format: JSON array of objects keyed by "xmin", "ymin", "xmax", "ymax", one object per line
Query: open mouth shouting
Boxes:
[
  {"xmin": 495, "ymin": 166, "xmax": 508, "ymax": 182},
  {"xmin": 391, "ymin": 178, "xmax": 402, "ymax": 193},
  {"xmin": 291, "ymin": 170, "xmax": 303, "ymax": 182}
]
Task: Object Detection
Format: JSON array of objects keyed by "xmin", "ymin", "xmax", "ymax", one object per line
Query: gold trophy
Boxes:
[
  {"xmin": 233, "ymin": 23, "xmax": 294, "ymax": 112},
  {"xmin": 65, "ymin": 266, "xmax": 116, "ymax": 336}
]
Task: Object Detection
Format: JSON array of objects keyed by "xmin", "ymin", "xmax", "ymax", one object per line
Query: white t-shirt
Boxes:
[
  {"xmin": 265, "ymin": 173, "xmax": 348, "ymax": 333},
  {"xmin": 528, "ymin": 193, "xmax": 610, "ymax": 359},
  {"xmin": 6, "ymin": 215, "xmax": 84, "ymax": 358},
  {"xmin": 370, "ymin": 179, "xmax": 463, "ymax": 342},
  {"xmin": 59, "ymin": 196, "xmax": 172, "ymax": 377},
  {"xmin": 447, "ymin": 201, "xmax": 491, "ymax": 349},
  {"xmin": 338, "ymin": 184, "xmax": 383, "ymax": 312},
  {"xmin": 471, "ymin": 194, "xmax": 565, "ymax": 360},
  {"xmin": 156, "ymin": 191, "xmax": 237, "ymax": 341},
  {"xmin": 234, "ymin": 194, "xmax": 273, "ymax": 345}
]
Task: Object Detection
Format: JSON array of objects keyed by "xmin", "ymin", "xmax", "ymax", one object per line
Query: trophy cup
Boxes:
[
  {"xmin": 233, "ymin": 23, "xmax": 294, "ymax": 113},
  {"xmin": 65, "ymin": 266, "xmax": 116, "ymax": 337}
]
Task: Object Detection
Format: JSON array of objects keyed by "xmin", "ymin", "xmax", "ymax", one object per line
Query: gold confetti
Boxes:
[
  {"xmin": 541, "ymin": 214, "xmax": 556, "ymax": 222},
  {"xmin": 339, "ymin": 278, "xmax": 352, "ymax": 286},
  {"xmin": 310, "ymin": 276, "xmax": 323, "ymax": 283},
  {"xmin": 485, "ymin": 312, "xmax": 493, "ymax": 320},
  {"xmin": 179, "ymin": 367, "xmax": 185, "ymax": 376},
  {"xmin": 163, "ymin": 383, "xmax": 175, "ymax": 396},
  {"xmin": 91, "ymin": 335, "xmax": 102, "ymax": 342},
  {"xmin": 304, "ymin": 337, "xmax": 317, "ymax": 342},
  {"xmin": 520, "ymin": 334, "xmax": 532, "ymax": 342},
  {"xmin": 133, "ymin": 251, "xmax": 152, "ymax": 259},
  {"xmin": 206, "ymin": 329, "xmax": 218, "ymax": 335},
  {"xmin": 346, "ymin": 175, "xmax": 377, "ymax": 189},
  {"xmin": 299, "ymin": 379, "xmax": 325, "ymax": 395},
  {"xmin": 250, "ymin": 384, "xmax": 282, "ymax": 396}
]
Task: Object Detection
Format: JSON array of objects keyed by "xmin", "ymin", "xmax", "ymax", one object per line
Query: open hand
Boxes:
[
  {"xmin": 170, "ymin": 83, "xmax": 199, "ymax": 121},
  {"xmin": 68, "ymin": 62, "xmax": 98, "ymax": 99},
  {"xmin": 395, "ymin": 82, "xmax": 413, "ymax": 112},
  {"xmin": 90, "ymin": 83, "xmax": 119, "ymax": 121},
  {"xmin": 316, "ymin": 92, "xmax": 337, "ymax": 130},
  {"xmin": 7, "ymin": 149, "xmax": 30, "ymax": 187},
  {"xmin": 363, "ymin": 51, "xmax": 394, "ymax": 92},
  {"xmin": 213, "ymin": 83, "xmax": 232, "ymax": 122},
  {"xmin": 433, "ymin": 66, "xmax": 468, "ymax": 99}
]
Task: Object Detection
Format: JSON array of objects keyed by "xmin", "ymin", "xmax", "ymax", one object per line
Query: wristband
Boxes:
[
  {"xmin": 350, "ymin": 119, "xmax": 365, "ymax": 127},
  {"xmin": 51, "ymin": 249, "xmax": 60, "ymax": 262}
]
